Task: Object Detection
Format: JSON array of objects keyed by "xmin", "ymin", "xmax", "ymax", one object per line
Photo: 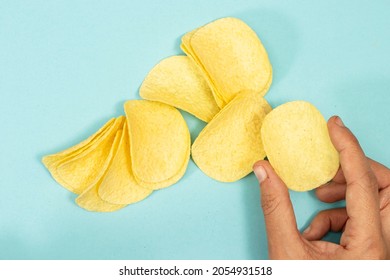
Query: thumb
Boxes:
[{"xmin": 253, "ymin": 161, "xmax": 301, "ymax": 252}]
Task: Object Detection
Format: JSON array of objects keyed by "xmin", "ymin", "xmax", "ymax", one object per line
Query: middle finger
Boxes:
[{"xmin": 316, "ymin": 182, "xmax": 346, "ymax": 203}]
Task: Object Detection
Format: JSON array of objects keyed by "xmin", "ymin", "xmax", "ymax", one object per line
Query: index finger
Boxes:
[{"xmin": 328, "ymin": 116, "xmax": 382, "ymax": 246}]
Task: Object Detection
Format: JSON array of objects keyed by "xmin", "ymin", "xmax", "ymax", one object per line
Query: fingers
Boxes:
[
  {"xmin": 302, "ymin": 208, "xmax": 348, "ymax": 241},
  {"xmin": 316, "ymin": 159, "xmax": 390, "ymax": 203},
  {"xmin": 369, "ymin": 158, "xmax": 390, "ymax": 190},
  {"xmin": 379, "ymin": 187, "xmax": 390, "ymax": 211},
  {"xmin": 328, "ymin": 116, "xmax": 374, "ymax": 188},
  {"xmin": 253, "ymin": 161, "xmax": 301, "ymax": 253},
  {"xmin": 332, "ymin": 167, "xmax": 346, "ymax": 184},
  {"xmin": 327, "ymin": 116, "xmax": 382, "ymax": 244},
  {"xmin": 316, "ymin": 182, "xmax": 346, "ymax": 203}
]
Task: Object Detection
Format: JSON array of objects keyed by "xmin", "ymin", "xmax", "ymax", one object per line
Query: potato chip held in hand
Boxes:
[
  {"xmin": 191, "ymin": 91, "xmax": 271, "ymax": 182},
  {"xmin": 181, "ymin": 17, "xmax": 272, "ymax": 108},
  {"xmin": 140, "ymin": 55, "xmax": 219, "ymax": 122},
  {"xmin": 261, "ymin": 101, "xmax": 339, "ymax": 191},
  {"xmin": 124, "ymin": 100, "xmax": 191, "ymax": 189}
]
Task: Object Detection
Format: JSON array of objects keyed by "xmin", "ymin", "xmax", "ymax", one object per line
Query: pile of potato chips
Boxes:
[{"xmin": 43, "ymin": 17, "xmax": 339, "ymax": 212}]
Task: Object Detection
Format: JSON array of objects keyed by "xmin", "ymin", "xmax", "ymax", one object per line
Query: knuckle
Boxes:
[
  {"xmin": 379, "ymin": 187, "xmax": 390, "ymax": 211},
  {"xmin": 313, "ymin": 209, "xmax": 334, "ymax": 228},
  {"xmin": 348, "ymin": 170, "xmax": 378, "ymax": 193},
  {"xmin": 261, "ymin": 193, "xmax": 282, "ymax": 217},
  {"xmin": 316, "ymin": 209, "xmax": 329, "ymax": 220},
  {"xmin": 311, "ymin": 210, "xmax": 329, "ymax": 226},
  {"xmin": 339, "ymin": 133, "xmax": 361, "ymax": 154},
  {"xmin": 347, "ymin": 134, "xmax": 360, "ymax": 148}
]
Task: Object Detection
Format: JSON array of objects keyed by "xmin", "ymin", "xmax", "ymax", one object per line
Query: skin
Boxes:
[{"xmin": 253, "ymin": 116, "xmax": 390, "ymax": 259}]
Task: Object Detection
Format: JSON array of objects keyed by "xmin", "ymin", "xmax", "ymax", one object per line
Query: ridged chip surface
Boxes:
[
  {"xmin": 261, "ymin": 101, "xmax": 339, "ymax": 191},
  {"xmin": 192, "ymin": 92, "xmax": 271, "ymax": 182}
]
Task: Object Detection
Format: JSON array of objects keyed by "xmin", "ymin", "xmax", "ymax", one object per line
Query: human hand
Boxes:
[{"xmin": 253, "ymin": 116, "xmax": 390, "ymax": 259}]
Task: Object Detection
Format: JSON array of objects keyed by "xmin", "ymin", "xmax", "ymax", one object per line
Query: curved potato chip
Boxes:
[
  {"xmin": 76, "ymin": 130, "xmax": 127, "ymax": 212},
  {"xmin": 42, "ymin": 116, "xmax": 124, "ymax": 194},
  {"xmin": 140, "ymin": 55, "xmax": 219, "ymax": 122},
  {"xmin": 261, "ymin": 101, "xmax": 339, "ymax": 191},
  {"xmin": 98, "ymin": 123, "xmax": 152, "ymax": 205},
  {"xmin": 181, "ymin": 17, "xmax": 272, "ymax": 108},
  {"xmin": 192, "ymin": 92, "xmax": 271, "ymax": 182},
  {"xmin": 124, "ymin": 100, "xmax": 190, "ymax": 190},
  {"xmin": 42, "ymin": 118, "xmax": 115, "ymax": 169}
]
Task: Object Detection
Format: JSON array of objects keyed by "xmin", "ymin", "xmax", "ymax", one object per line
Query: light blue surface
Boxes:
[{"xmin": 1, "ymin": 0, "xmax": 389, "ymax": 260}]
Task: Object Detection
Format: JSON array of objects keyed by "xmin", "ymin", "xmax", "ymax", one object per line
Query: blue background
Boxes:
[{"xmin": 1, "ymin": 0, "xmax": 389, "ymax": 260}]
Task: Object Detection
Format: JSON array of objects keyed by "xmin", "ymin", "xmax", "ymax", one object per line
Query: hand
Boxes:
[{"xmin": 253, "ymin": 116, "xmax": 390, "ymax": 259}]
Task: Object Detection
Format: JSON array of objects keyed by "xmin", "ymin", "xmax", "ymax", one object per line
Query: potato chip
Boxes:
[
  {"xmin": 42, "ymin": 118, "xmax": 115, "ymax": 170},
  {"xmin": 98, "ymin": 122, "xmax": 152, "ymax": 204},
  {"xmin": 261, "ymin": 101, "xmax": 339, "ymax": 191},
  {"xmin": 191, "ymin": 91, "xmax": 271, "ymax": 182},
  {"xmin": 42, "ymin": 116, "xmax": 124, "ymax": 194},
  {"xmin": 181, "ymin": 17, "xmax": 272, "ymax": 108},
  {"xmin": 124, "ymin": 100, "xmax": 190, "ymax": 189},
  {"xmin": 140, "ymin": 55, "xmax": 219, "ymax": 122},
  {"xmin": 76, "ymin": 130, "xmax": 127, "ymax": 212}
]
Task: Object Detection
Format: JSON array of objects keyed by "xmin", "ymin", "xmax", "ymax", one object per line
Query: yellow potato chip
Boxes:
[
  {"xmin": 191, "ymin": 91, "xmax": 271, "ymax": 182},
  {"xmin": 140, "ymin": 55, "xmax": 219, "ymax": 122},
  {"xmin": 42, "ymin": 118, "xmax": 116, "ymax": 169},
  {"xmin": 124, "ymin": 100, "xmax": 190, "ymax": 189},
  {"xmin": 98, "ymin": 122, "xmax": 152, "ymax": 205},
  {"xmin": 181, "ymin": 28, "xmax": 198, "ymax": 52},
  {"xmin": 42, "ymin": 116, "xmax": 124, "ymax": 194},
  {"xmin": 181, "ymin": 17, "xmax": 272, "ymax": 108},
  {"xmin": 261, "ymin": 101, "xmax": 339, "ymax": 191},
  {"xmin": 76, "ymin": 130, "xmax": 127, "ymax": 212}
]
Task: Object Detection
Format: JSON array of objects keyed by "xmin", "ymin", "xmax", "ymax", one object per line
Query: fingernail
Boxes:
[
  {"xmin": 335, "ymin": 116, "xmax": 344, "ymax": 127},
  {"xmin": 303, "ymin": 225, "xmax": 311, "ymax": 235},
  {"xmin": 253, "ymin": 165, "xmax": 267, "ymax": 183}
]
